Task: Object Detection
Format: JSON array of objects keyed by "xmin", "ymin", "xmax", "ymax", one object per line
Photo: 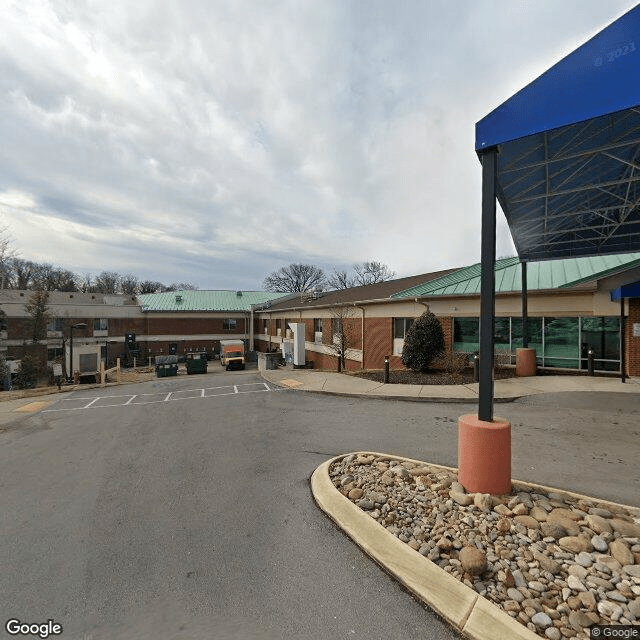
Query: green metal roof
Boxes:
[
  {"xmin": 138, "ymin": 290, "xmax": 287, "ymax": 312},
  {"xmin": 392, "ymin": 253, "xmax": 640, "ymax": 298}
]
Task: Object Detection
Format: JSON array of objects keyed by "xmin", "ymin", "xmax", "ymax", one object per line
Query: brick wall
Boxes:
[
  {"xmin": 440, "ymin": 316, "xmax": 453, "ymax": 351},
  {"xmin": 363, "ymin": 317, "xmax": 395, "ymax": 369},
  {"xmin": 627, "ymin": 298, "xmax": 640, "ymax": 376}
]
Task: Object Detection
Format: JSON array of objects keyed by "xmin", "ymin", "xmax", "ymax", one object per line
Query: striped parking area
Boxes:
[{"xmin": 42, "ymin": 382, "xmax": 272, "ymax": 412}]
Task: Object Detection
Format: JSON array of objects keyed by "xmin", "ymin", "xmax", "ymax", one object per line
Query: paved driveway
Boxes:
[{"xmin": 1, "ymin": 373, "xmax": 638, "ymax": 639}]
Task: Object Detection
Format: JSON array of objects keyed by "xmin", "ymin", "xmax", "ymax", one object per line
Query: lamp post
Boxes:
[{"xmin": 68, "ymin": 322, "xmax": 87, "ymax": 383}]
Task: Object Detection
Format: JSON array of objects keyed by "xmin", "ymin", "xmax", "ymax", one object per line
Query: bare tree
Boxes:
[
  {"xmin": 139, "ymin": 280, "xmax": 166, "ymax": 294},
  {"xmin": 327, "ymin": 268, "xmax": 354, "ymax": 290},
  {"xmin": 24, "ymin": 290, "xmax": 51, "ymax": 343},
  {"xmin": 263, "ymin": 263, "xmax": 326, "ymax": 292},
  {"xmin": 76, "ymin": 273, "xmax": 94, "ymax": 293},
  {"xmin": 94, "ymin": 271, "xmax": 121, "ymax": 294},
  {"xmin": 324, "ymin": 305, "xmax": 358, "ymax": 372},
  {"xmin": 352, "ymin": 261, "xmax": 396, "ymax": 286},
  {"xmin": 6, "ymin": 258, "xmax": 36, "ymax": 289},
  {"xmin": 0, "ymin": 225, "xmax": 17, "ymax": 289},
  {"xmin": 166, "ymin": 282, "xmax": 198, "ymax": 291},
  {"xmin": 120, "ymin": 274, "xmax": 139, "ymax": 295}
]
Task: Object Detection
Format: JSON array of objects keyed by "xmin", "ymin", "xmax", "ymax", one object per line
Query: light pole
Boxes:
[{"xmin": 68, "ymin": 322, "xmax": 87, "ymax": 383}]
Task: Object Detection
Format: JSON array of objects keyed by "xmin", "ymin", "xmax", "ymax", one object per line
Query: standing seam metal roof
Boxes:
[
  {"xmin": 392, "ymin": 253, "xmax": 640, "ymax": 298},
  {"xmin": 138, "ymin": 290, "xmax": 287, "ymax": 312}
]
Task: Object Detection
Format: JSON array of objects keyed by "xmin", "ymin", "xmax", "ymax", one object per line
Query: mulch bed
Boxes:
[{"xmin": 351, "ymin": 368, "xmax": 516, "ymax": 385}]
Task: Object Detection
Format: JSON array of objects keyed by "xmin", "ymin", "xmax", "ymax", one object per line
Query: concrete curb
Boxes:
[
  {"xmin": 263, "ymin": 374, "xmax": 520, "ymax": 404},
  {"xmin": 311, "ymin": 451, "xmax": 639, "ymax": 640}
]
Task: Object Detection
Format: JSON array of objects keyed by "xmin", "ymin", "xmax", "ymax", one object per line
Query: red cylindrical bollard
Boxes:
[
  {"xmin": 515, "ymin": 347, "xmax": 536, "ymax": 377},
  {"xmin": 458, "ymin": 413, "xmax": 511, "ymax": 495}
]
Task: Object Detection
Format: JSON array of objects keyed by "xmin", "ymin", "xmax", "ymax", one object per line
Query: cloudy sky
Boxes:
[{"xmin": 0, "ymin": 1, "xmax": 637, "ymax": 290}]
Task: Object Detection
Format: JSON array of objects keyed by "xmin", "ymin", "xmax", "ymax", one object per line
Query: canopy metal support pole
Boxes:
[
  {"xmin": 621, "ymin": 298, "xmax": 626, "ymax": 383},
  {"xmin": 521, "ymin": 261, "xmax": 528, "ymax": 348},
  {"xmin": 479, "ymin": 148, "xmax": 497, "ymax": 422}
]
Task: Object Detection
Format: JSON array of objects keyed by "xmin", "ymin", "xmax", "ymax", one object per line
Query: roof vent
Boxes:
[
  {"xmin": 236, "ymin": 290, "xmax": 242, "ymax": 297},
  {"xmin": 175, "ymin": 294, "xmax": 183, "ymax": 303}
]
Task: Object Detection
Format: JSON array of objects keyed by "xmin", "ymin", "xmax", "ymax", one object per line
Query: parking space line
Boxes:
[{"xmin": 42, "ymin": 382, "xmax": 272, "ymax": 413}]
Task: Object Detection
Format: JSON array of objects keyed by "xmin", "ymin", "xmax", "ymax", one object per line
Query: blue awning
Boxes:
[
  {"xmin": 476, "ymin": 5, "xmax": 640, "ymax": 262},
  {"xmin": 611, "ymin": 280, "xmax": 640, "ymax": 300}
]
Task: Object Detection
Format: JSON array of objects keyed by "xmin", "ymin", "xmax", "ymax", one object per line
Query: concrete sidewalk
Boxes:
[{"xmin": 261, "ymin": 367, "xmax": 640, "ymax": 402}]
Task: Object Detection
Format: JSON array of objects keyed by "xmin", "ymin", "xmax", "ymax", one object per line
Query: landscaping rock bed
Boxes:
[{"xmin": 329, "ymin": 453, "xmax": 640, "ymax": 639}]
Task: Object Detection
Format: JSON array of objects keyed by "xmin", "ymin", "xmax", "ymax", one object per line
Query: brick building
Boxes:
[
  {"xmin": 253, "ymin": 253, "xmax": 640, "ymax": 378},
  {"xmin": 0, "ymin": 289, "xmax": 285, "ymax": 371},
  {"xmin": 2, "ymin": 254, "xmax": 640, "ymax": 380}
]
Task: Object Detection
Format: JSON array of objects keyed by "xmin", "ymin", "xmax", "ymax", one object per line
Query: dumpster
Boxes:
[
  {"xmin": 155, "ymin": 355, "xmax": 178, "ymax": 377},
  {"xmin": 185, "ymin": 351, "xmax": 208, "ymax": 375}
]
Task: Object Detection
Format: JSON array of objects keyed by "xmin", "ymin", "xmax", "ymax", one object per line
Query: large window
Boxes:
[
  {"xmin": 393, "ymin": 318, "xmax": 414, "ymax": 355},
  {"xmin": 452, "ymin": 316, "xmax": 620, "ymax": 372},
  {"xmin": 223, "ymin": 318, "xmax": 237, "ymax": 331},
  {"xmin": 93, "ymin": 318, "xmax": 108, "ymax": 333},
  {"xmin": 47, "ymin": 318, "xmax": 64, "ymax": 332}
]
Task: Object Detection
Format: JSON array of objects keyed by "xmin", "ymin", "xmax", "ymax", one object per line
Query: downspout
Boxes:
[
  {"xmin": 249, "ymin": 306, "xmax": 255, "ymax": 351},
  {"xmin": 354, "ymin": 304, "xmax": 365, "ymax": 369}
]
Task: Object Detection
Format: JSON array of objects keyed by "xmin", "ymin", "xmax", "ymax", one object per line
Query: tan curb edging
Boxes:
[{"xmin": 311, "ymin": 452, "xmax": 639, "ymax": 640}]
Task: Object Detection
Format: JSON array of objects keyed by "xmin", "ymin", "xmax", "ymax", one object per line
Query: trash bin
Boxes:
[
  {"xmin": 156, "ymin": 355, "xmax": 179, "ymax": 377},
  {"xmin": 185, "ymin": 352, "xmax": 208, "ymax": 375}
]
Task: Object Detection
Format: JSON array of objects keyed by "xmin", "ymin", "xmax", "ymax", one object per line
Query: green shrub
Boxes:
[
  {"xmin": 401, "ymin": 311, "xmax": 445, "ymax": 373},
  {"xmin": 14, "ymin": 355, "xmax": 39, "ymax": 389}
]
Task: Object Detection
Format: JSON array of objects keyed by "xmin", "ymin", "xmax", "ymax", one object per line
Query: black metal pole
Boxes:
[
  {"xmin": 621, "ymin": 298, "xmax": 626, "ymax": 383},
  {"xmin": 521, "ymin": 260, "xmax": 528, "ymax": 348},
  {"xmin": 478, "ymin": 148, "xmax": 497, "ymax": 422},
  {"xmin": 384, "ymin": 355, "xmax": 390, "ymax": 383},
  {"xmin": 69, "ymin": 328, "xmax": 74, "ymax": 383}
]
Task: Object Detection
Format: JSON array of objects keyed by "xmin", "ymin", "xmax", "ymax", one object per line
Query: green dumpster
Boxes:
[{"xmin": 185, "ymin": 352, "xmax": 208, "ymax": 375}]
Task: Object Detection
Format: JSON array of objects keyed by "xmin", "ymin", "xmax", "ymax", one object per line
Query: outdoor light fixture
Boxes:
[
  {"xmin": 384, "ymin": 355, "xmax": 390, "ymax": 384},
  {"xmin": 68, "ymin": 322, "xmax": 87, "ymax": 383}
]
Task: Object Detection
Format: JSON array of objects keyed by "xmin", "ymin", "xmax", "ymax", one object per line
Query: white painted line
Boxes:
[{"xmin": 42, "ymin": 383, "xmax": 272, "ymax": 412}]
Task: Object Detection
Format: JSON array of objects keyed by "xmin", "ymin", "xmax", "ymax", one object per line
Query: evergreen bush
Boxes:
[{"xmin": 401, "ymin": 311, "xmax": 445, "ymax": 372}]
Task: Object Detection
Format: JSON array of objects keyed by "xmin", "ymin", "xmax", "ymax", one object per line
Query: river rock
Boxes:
[
  {"xmin": 531, "ymin": 612, "xmax": 552, "ymax": 628},
  {"xmin": 568, "ymin": 611, "xmax": 594, "ymax": 630},
  {"xmin": 585, "ymin": 514, "xmax": 612, "ymax": 534},
  {"xmin": 459, "ymin": 546, "xmax": 487, "ymax": 576},
  {"xmin": 623, "ymin": 564, "xmax": 640, "ymax": 577},
  {"xmin": 515, "ymin": 515, "xmax": 540, "ymax": 530},
  {"xmin": 610, "ymin": 539, "xmax": 634, "ymax": 566},
  {"xmin": 496, "ymin": 517, "xmax": 511, "ymax": 533},
  {"xmin": 549, "ymin": 507, "xmax": 580, "ymax": 521},
  {"xmin": 473, "ymin": 493, "xmax": 492, "ymax": 510},
  {"xmin": 348, "ymin": 487, "xmax": 364, "ymax": 501},
  {"xmin": 597, "ymin": 600, "xmax": 623, "ymax": 618},
  {"xmin": 357, "ymin": 498, "xmax": 374, "ymax": 510},
  {"xmin": 540, "ymin": 522, "xmax": 568, "ymax": 539},
  {"xmin": 494, "ymin": 504, "xmax": 513, "ymax": 516},
  {"xmin": 559, "ymin": 536, "xmax": 592, "ymax": 553},
  {"xmin": 591, "ymin": 535, "xmax": 608, "ymax": 552},
  {"xmin": 530, "ymin": 506, "xmax": 548, "ymax": 521},
  {"xmin": 610, "ymin": 518, "xmax": 640, "ymax": 537},
  {"xmin": 567, "ymin": 575, "xmax": 587, "ymax": 592},
  {"xmin": 450, "ymin": 491, "xmax": 474, "ymax": 506},
  {"xmin": 507, "ymin": 587, "xmax": 524, "ymax": 602}
]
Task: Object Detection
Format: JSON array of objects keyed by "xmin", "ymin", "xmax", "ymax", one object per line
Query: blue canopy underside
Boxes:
[
  {"xmin": 611, "ymin": 280, "xmax": 640, "ymax": 300},
  {"xmin": 476, "ymin": 5, "xmax": 640, "ymax": 262}
]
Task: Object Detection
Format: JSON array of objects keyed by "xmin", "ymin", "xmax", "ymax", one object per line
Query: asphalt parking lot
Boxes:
[{"xmin": 0, "ymin": 371, "xmax": 638, "ymax": 639}]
